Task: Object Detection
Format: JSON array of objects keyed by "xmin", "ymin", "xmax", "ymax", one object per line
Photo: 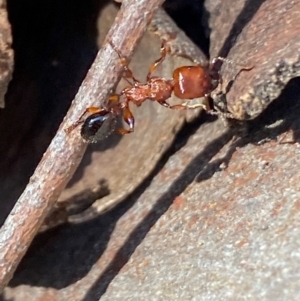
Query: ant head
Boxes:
[{"xmin": 81, "ymin": 109, "xmax": 117, "ymax": 143}]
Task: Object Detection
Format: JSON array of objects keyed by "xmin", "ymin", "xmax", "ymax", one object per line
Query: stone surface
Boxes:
[
  {"xmin": 3, "ymin": 0, "xmax": 300, "ymax": 300},
  {"xmin": 4, "ymin": 77, "xmax": 300, "ymax": 300}
]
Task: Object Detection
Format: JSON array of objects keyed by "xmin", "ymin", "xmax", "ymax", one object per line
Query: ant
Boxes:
[{"xmin": 66, "ymin": 41, "xmax": 232, "ymax": 143}]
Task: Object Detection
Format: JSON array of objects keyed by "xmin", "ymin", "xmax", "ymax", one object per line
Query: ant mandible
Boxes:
[{"xmin": 66, "ymin": 40, "xmax": 228, "ymax": 143}]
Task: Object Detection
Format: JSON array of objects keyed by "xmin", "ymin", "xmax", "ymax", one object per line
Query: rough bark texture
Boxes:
[
  {"xmin": 0, "ymin": 0, "xmax": 166, "ymax": 291},
  {"xmin": 0, "ymin": 0, "xmax": 12, "ymax": 108},
  {"xmin": 54, "ymin": 6, "xmax": 204, "ymax": 224},
  {"xmin": 2, "ymin": 0, "xmax": 300, "ymax": 300},
  {"xmin": 208, "ymin": 0, "xmax": 300, "ymax": 120}
]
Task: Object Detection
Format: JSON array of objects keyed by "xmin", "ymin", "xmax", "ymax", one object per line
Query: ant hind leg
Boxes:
[
  {"xmin": 167, "ymin": 97, "xmax": 234, "ymax": 118},
  {"xmin": 117, "ymin": 102, "xmax": 135, "ymax": 135},
  {"xmin": 169, "ymin": 102, "xmax": 210, "ymax": 111},
  {"xmin": 65, "ymin": 107, "xmax": 103, "ymax": 133},
  {"xmin": 65, "ymin": 94, "xmax": 121, "ymax": 134}
]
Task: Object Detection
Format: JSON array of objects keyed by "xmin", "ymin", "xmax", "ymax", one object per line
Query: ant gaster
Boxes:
[{"xmin": 66, "ymin": 41, "xmax": 229, "ymax": 143}]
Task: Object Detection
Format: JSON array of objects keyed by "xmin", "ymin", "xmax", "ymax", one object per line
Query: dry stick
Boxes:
[
  {"xmin": 0, "ymin": 0, "xmax": 165, "ymax": 291},
  {"xmin": 69, "ymin": 8, "xmax": 209, "ymax": 219}
]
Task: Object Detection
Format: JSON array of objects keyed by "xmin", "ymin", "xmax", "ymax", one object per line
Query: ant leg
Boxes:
[
  {"xmin": 157, "ymin": 98, "xmax": 213, "ymax": 113},
  {"xmin": 120, "ymin": 58, "xmax": 140, "ymax": 85},
  {"xmin": 65, "ymin": 107, "xmax": 103, "ymax": 133},
  {"xmin": 147, "ymin": 40, "xmax": 171, "ymax": 80},
  {"xmin": 167, "ymin": 97, "xmax": 234, "ymax": 118},
  {"xmin": 109, "ymin": 41, "xmax": 140, "ymax": 84},
  {"xmin": 65, "ymin": 95, "xmax": 121, "ymax": 134},
  {"xmin": 210, "ymin": 57, "xmax": 253, "ymax": 78},
  {"xmin": 212, "ymin": 57, "xmax": 253, "ymax": 69},
  {"xmin": 157, "ymin": 99, "xmax": 172, "ymax": 108},
  {"xmin": 117, "ymin": 102, "xmax": 135, "ymax": 135},
  {"xmin": 169, "ymin": 102, "xmax": 209, "ymax": 111},
  {"xmin": 107, "ymin": 94, "xmax": 121, "ymax": 107}
]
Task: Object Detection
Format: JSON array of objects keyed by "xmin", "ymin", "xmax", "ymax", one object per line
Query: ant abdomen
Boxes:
[
  {"xmin": 173, "ymin": 66, "xmax": 213, "ymax": 99},
  {"xmin": 81, "ymin": 110, "xmax": 117, "ymax": 143}
]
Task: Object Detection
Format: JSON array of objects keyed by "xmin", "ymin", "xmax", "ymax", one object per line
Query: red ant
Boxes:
[{"xmin": 66, "ymin": 41, "xmax": 230, "ymax": 143}]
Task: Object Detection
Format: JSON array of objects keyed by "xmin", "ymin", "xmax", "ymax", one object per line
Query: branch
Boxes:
[{"xmin": 0, "ymin": 0, "xmax": 165, "ymax": 291}]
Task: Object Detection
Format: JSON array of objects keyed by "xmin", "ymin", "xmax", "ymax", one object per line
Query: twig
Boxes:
[
  {"xmin": 61, "ymin": 7, "xmax": 209, "ymax": 222},
  {"xmin": 0, "ymin": 0, "xmax": 165, "ymax": 291}
]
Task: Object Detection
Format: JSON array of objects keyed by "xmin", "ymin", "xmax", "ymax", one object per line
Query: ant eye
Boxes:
[{"xmin": 81, "ymin": 110, "xmax": 117, "ymax": 143}]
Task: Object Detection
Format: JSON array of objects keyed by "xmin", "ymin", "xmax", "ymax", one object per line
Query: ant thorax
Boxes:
[{"xmin": 147, "ymin": 78, "xmax": 173, "ymax": 101}]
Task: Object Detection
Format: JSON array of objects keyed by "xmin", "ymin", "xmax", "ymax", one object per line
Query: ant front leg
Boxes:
[
  {"xmin": 117, "ymin": 101, "xmax": 135, "ymax": 135},
  {"xmin": 147, "ymin": 40, "xmax": 171, "ymax": 80},
  {"xmin": 109, "ymin": 41, "xmax": 140, "ymax": 85}
]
